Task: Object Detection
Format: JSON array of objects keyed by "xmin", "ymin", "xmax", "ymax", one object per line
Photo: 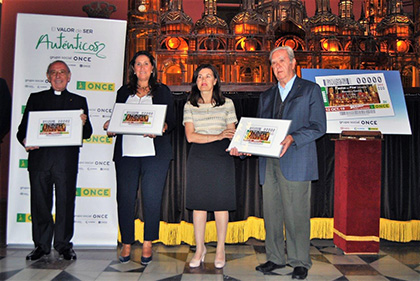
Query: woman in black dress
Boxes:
[{"xmin": 183, "ymin": 64, "xmax": 237, "ymax": 269}]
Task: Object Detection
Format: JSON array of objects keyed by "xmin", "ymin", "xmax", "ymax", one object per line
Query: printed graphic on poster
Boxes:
[
  {"xmin": 316, "ymin": 73, "xmax": 394, "ymax": 120},
  {"xmin": 302, "ymin": 69, "xmax": 411, "ymax": 135},
  {"xmin": 26, "ymin": 110, "xmax": 83, "ymax": 147},
  {"xmin": 108, "ymin": 104, "xmax": 167, "ymax": 135},
  {"xmin": 7, "ymin": 14, "xmax": 126, "ymax": 246},
  {"xmin": 243, "ymin": 127, "xmax": 275, "ymax": 145},
  {"xmin": 123, "ymin": 111, "xmax": 152, "ymax": 126},
  {"xmin": 227, "ymin": 117, "xmax": 291, "ymax": 157}
]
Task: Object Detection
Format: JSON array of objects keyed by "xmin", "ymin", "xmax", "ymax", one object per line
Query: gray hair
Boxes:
[
  {"xmin": 269, "ymin": 46, "xmax": 295, "ymax": 63},
  {"xmin": 47, "ymin": 60, "xmax": 71, "ymax": 74}
]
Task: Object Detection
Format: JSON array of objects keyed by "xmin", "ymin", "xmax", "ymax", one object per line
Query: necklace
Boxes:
[
  {"xmin": 136, "ymin": 85, "xmax": 151, "ymax": 97},
  {"xmin": 138, "ymin": 85, "xmax": 150, "ymax": 91}
]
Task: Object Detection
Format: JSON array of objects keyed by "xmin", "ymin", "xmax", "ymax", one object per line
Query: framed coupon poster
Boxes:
[
  {"xmin": 107, "ymin": 103, "xmax": 167, "ymax": 136},
  {"xmin": 315, "ymin": 73, "xmax": 394, "ymax": 120},
  {"xmin": 26, "ymin": 109, "xmax": 83, "ymax": 147},
  {"xmin": 227, "ymin": 117, "xmax": 292, "ymax": 158},
  {"xmin": 302, "ymin": 69, "xmax": 411, "ymax": 134}
]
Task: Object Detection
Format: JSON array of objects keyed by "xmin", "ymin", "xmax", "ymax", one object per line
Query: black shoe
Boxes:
[
  {"xmin": 26, "ymin": 247, "xmax": 49, "ymax": 261},
  {"xmin": 140, "ymin": 255, "xmax": 152, "ymax": 266},
  {"xmin": 119, "ymin": 254, "xmax": 131, "ymax": 264},
  {"xmin": 292, "ymin": 266, "xmax": 308, "ymax": 279},
  {"xmin": 60, "ymin": 248, "xmax": 77, "ymax": 260},
  {"xmin": 255, "ymin": 261, "xmax": 286, "ymax": 273}
]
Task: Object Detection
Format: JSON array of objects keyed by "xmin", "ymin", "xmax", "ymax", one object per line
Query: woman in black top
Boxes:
[{"xmin": 104, "ymin": 51, "xmax": 175, "ymax": 265}]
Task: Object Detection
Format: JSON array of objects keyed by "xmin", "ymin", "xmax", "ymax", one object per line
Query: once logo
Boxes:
[
  {"xmin": 17, "ymin": 213, "xmax": 31, "ymax": 222},
  {"xmin": 77, "ymin": 81, "xmax": 115, "ymax": 92},
  {"xmin": 97, "ymin": 108, "xmax": 113, "ymax": 113},
  {"xmin": 93, "ymin": 214, "xmax": 108, "ymax": 219},
  {"xmin": 84, "ymin": 135, "xmax": 113, "ymax": 144},
  {"xmin": 95, "ymin": 161, "xmax": 110, "ymax": 166},
  {"xmin": 361, "ymin": 120, "xmax": 377, "ymax": 125},
  {"xmin": 76, "ymin": 188, "xmax": 111, "ymax": 197},
  {"xmin": 19, "ymin": 159, "xmax": 28, "ymax": 168}
]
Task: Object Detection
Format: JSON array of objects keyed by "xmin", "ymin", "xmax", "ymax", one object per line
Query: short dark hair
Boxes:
[{"xmin": 188, "ymin": 64, "xmax": 225, "ymax": 107}]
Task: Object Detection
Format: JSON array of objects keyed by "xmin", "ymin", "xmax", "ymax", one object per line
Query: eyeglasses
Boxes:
[{"xmin": 48, "ymin": 70, "xmax": 68, "ymax": 76}]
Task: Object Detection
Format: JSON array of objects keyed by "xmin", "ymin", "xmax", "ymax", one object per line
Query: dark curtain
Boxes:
[
  {"xmin": 381, "ymin": 96, "xmax": 420, "ymax": 220},
  {"xmin": 136, "ymin": 93, "xmax": 420, "ymax": 223}
]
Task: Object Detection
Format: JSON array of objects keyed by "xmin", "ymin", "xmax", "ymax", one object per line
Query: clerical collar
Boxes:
[{"xmin": 54, "ymin": 90, "xmax": 62, "ymax": 96}]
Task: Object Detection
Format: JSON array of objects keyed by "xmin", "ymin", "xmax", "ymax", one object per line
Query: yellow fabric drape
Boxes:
[
  {"xmin": 380, "ymin": 218, "xmax": 420, "ymax": 242},
  {"xmin": 119, "ymin": 217, "xmax": 420, "ymax": 245}
]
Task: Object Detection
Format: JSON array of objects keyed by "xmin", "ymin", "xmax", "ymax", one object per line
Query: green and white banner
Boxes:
[{"xmin": 7, "ymin": 13, "xmax": 127, "ymax": 245}]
